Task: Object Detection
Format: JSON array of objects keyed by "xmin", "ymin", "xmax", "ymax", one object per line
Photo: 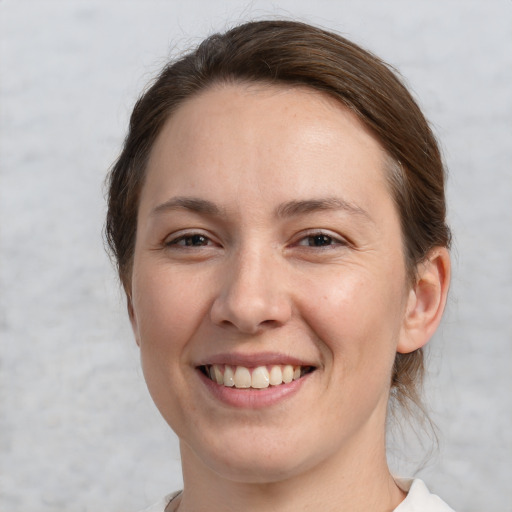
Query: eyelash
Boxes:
[
  {"xmin": 294, "ymin": 231, "xmax": 348, "ymax": 249},
  {"xmin": 165, "ymin": 232, "xmax": 215, "ymax": 248},
  {"xmin": 164, "ymin": 230, "xmax": 348, "ymax": 250}
]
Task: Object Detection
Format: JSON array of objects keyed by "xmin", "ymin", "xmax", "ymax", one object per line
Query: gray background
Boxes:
[{"xmin": 0, "ymin": 1, "xmax": 510, "ymax": 511}]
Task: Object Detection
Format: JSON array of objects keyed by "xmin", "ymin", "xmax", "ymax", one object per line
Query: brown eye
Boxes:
[
  {"xmin": 169, "ymin": 234, "xmax": 211, "ymax": 247},
  {"xmin": 308, "ymin": 234, "xmax": 334, "ymax": 247},
  {"xmin": 297, "ymin": 233, "xmax": 341, "ymax": 247}
]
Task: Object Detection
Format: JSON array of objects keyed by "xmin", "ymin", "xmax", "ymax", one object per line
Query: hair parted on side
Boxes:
[{"xmin": 105, "ymin": 19, "xmax": 451, "ymax": 418}]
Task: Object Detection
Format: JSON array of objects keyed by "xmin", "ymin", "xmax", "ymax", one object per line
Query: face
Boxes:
[{"xmin": 129, "ymin": 83, "xmax": 413, "ymax": 482}]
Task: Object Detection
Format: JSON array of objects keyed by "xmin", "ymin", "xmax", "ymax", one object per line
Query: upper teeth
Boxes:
[{"xmin": 206, "ymin": 364, "xmax": 304, "ymax": 389}]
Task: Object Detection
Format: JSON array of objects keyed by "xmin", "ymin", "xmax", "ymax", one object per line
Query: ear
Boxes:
[
  {"xmin": 397, "ymin": 247, "xmax": 451, "ymax": 354},
  {"xmin": 127, "ymin": 294, "xmax": 141, "ymax": 347}
]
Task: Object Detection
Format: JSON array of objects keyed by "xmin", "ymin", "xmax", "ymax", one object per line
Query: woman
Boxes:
[{"xmin": 106, "ymin": 20, "xmax": 453, "ymax": 512}]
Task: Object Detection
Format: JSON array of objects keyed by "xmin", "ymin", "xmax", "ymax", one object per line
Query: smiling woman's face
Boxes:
[{"xmin": 129, "ymin": 83, "xmax": 414, "ymax": 482}]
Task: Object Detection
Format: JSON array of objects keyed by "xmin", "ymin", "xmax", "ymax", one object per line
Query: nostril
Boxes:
[{"xmin": 210, "ymin": 299, "xmax": 292, "ymax": 334}]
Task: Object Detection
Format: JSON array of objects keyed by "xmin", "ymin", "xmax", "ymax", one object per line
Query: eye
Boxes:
[
  {"xmin": 296, "ymin": 232, "xmax": 346, "ymax": 248},
  {"xmin": 166, "ymin": 233, "xmax": 213, "ymax": 247}
]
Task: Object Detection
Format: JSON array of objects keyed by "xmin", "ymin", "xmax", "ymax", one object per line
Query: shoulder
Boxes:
[
  {"xmin": 137, "ymin": 491, "xmax": 181, "ymax": 512},
  {"xmin": 394, "ymin": 478, "xmax": 456, "ymax": 512}
]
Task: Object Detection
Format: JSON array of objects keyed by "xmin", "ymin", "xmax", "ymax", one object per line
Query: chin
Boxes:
[
  {"xmin": 209, "ymin": 454, "xmax": 307, "ymax": 484},
  {"xmin": 181, "ymin": 431, "xmax": 324, "ymax": 485}
]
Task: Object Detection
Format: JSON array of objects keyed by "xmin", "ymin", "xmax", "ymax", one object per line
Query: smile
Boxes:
[{"xmin": 200, "ymin": 364, "xmax": 315, "ymax": 389}]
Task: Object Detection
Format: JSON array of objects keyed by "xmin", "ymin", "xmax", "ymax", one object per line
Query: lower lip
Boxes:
[{"xmin": 197, "ymin": 369, "xmax": 310, "ymax": 409}]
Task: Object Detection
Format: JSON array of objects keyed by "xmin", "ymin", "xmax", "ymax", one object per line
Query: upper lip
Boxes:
[{"xmin": 195, "ymin": 352, "xmax": 317, "ymax": 368}]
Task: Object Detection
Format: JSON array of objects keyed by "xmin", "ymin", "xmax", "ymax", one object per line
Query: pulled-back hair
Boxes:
[{"xmin": 105, "ymin": 19, "xmax": 451, "ymax": 417}]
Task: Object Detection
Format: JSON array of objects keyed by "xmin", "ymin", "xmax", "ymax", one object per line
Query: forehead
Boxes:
[
  {"xmin": 161, "ymin": 82, "xmax": 381, "ymax": 155},
  {"xmin": 140, "ymin": 83, "xmax": 391, "ymax": 216}
]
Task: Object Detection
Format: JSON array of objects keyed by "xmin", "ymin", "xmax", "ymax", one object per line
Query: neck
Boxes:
[{"xmin": 175, "ymin": 419, "xmax": 405, "ymax": 512}]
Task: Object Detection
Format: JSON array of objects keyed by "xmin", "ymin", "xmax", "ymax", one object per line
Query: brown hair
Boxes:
[{"xmin": 105, "ymin": 19, "xmax": 451, "ymax": 414}]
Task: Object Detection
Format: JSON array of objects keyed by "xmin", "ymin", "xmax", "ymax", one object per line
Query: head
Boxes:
[{"xmin": 106, "ymin": 20, "xmax": 450, "ymax": 421}]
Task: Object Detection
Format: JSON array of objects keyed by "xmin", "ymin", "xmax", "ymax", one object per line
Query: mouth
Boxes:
[{"xmin": 198, "ymin": 364, "xmax": 316, "ymax": 389}]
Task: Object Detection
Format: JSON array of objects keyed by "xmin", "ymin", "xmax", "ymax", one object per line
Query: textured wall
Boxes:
[{"xmin": 0, "ymin": 1, "xmax": 510, "ymax": 511}]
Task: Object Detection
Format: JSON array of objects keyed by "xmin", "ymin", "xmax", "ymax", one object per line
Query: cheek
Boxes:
[
  {"xmin": 131, "ymin": 266, "xmax": 208, "ymax": 420},
  {"xmin": 131, "ymin": 265, "xmax": 208, "ymax": 354},
  {"xmin": 298, "ymin": 267, "xmax": 406, "ymax": 372}
]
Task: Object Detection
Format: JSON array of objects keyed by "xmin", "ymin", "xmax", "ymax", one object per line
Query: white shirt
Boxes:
[
  {"xmin": 394, "ymin": 478, "xmax": 455, "ymax": 511},
  {"xmin": 139, "ymin": 479, "xmax": 455, "ymax": 512}
]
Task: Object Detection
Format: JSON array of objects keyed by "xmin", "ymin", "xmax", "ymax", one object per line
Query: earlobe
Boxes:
[{"xmin": 397, "ymin": 247, "xmax": 451, "ymax": 354}]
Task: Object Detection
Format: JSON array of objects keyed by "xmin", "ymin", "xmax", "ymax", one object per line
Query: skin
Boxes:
[{"xmin": 128, "ymin": 83, "xmax": 450, "ymax": 512}]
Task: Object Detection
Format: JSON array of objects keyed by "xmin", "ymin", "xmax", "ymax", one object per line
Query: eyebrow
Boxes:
[
  {"xmin": 151, "ymin": 196, "xmax": 372, "ymax": 222},
  {"xmin": 151, "ymin": 197, "xmax": 224, "ymax": 217},
  {"xmin": 275, "ymin": 197, "xmax": 373, "ymax": 222}
]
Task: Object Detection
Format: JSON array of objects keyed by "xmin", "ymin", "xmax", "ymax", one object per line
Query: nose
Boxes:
[{"xmin": 210, "ymin": 247, "xmax": 292, "ymax": 334}]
